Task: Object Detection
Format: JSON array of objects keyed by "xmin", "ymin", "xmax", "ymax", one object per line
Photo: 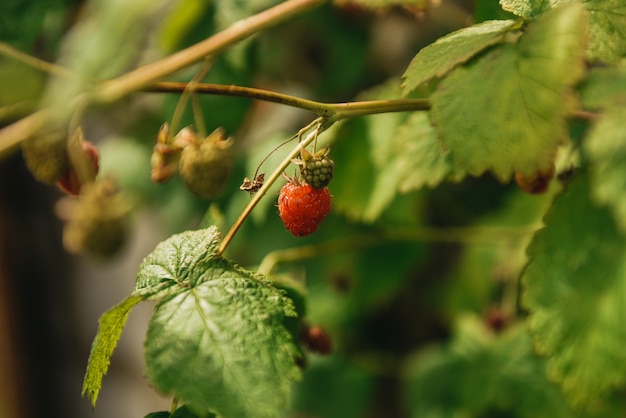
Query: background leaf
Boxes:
[
  {"xmin": 391, "ymin": 111, "xmax": 465, "ymax": 193},
  {"xmin": 329, "ymin": 80, "xmax": 464, "ymax": 223},
  {"xmin": 329, "ymin": 80, "xmax": 408, "ymax": 222},
  {"xmin": 522, "ymin": 174, "xmax": 626, "ymax": 407},
  {"xmin": 402, "ymin": 19, "xmax": 517, "ymax": 94},
  {"xmin": 430, "ymin": 3, "xmax": 587, "ymax": 180},
  {"xmin": 501, "ymin": 0, "xmax": 626, "ymax": 63},
  {"xmin": 499, "ymin": 0, "xmax": 554, "ymax": 18},
  {"xmin": 579, "ymin": 67, "xmax": 626, "ymax": 110},
  {"xmin": 584, "ymin": 0, "xmax": 626, "ymax": 63},
  {"xmin": 408, "ymin": 315, "xmax": 575, "ymax": 418},
  {"xmin": 42, "ymin": 0, "xmax": 170, "ymax": 109},
  {"xmin": 291, "ymin": 356, "xmax": 374, "ymax": 418},
  {"xmin": 141, "ymin": 229, "xmax": 300, "ymax": 418},
  {"xmin": 584, "ymin": 107, "xmax": 626, "ymax": 234}
]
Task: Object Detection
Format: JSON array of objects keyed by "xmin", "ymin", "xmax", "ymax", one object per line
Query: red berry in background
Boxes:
[
  {"xmin": 278, "ymin": 178, "xmax": 331, "ymax": 237},
  {"xmin": 514, "ymin": 163, "xmax": 555, "ymax": 194},
  {"xmin": 57, "ymin": 140, "xmax": 100, "ymax": 196},
  {"xmin": 301, "ymin": 325, "xmax": 333, "ymax": 355}
]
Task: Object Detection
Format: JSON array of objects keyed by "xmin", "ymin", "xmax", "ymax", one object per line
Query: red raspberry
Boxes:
[
  {"xmin": 278, "ymin": 179, "xmax": 331, "ymax": 237},
  {"xmin": 301, "ymin": 324, "xmax": 333, "ymax": 355}
]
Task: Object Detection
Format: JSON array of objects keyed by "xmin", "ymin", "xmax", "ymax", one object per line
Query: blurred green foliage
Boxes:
[{"xmin": 5, "ymin": 0, "xmax": 626, "ymax": 417}]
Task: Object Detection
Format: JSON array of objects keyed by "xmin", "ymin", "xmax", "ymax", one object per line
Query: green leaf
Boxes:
[
  {"xmin": 82, "ymin": 294, "xmax": 144, "ymax": 406},
  {"xmin": 392, "ymin": 112, "xmax": 465, "ymax": 193},
  {"xmin": 475, "ymin": 0, "xmax": 517, "ymax": 21},
  {"xmin": 431, "ymin": 3, "xmax": 587, "ymax": 180},
  {"xmin": 332, "ymin": 85, "xmax": 464, "ymax": 222},
  {"xmin": 0, "ymin": 0, "xmax": 65, "ymax": 49},
  {"xmin": 408, "ymin": 316, "xmax": 574, "ymax": 418},
  {"xmin": 579, "ymin": 67, "xmax": 626, "ymax": 110},
  {"xmin": 141, "ymin": 229, "xmax": 300, "ymax": 418},
  {"xmin": 134, "ymin": 226, "xmax": 222, "ymax": 298},
  {"xmin": 42, "ymin": 0, "xmax": 167, "ymax": 108},
  {"xmin": 330, "ymin": 80, "xmax": 409, "ymax": 222},
  {"xmin": 144, "ymin": 405, "xmax": 211, "ymax": 418},
  {"xmin": 501, "ymin": 0, "xmax": 626, "ymax": 63},
  {"xmin": 291, "ymin": 356, "xmax": 374, "ymax": 418},
  {"xmin": 402, "ymin": 19, "xmax": 517, "ymax": 94},
  {"xmin": 522, "ymin": 174, "xmax": 626, "ymax": 407},
  {"xmin": 584, "ymin": 108, "xmax": 626, "ymax": 234},
  {"xmin": 499, "ymin": 0, "xmax": 554, "ymax": 18},
  {"xmin": 584, "ymin": 0, "xmax": 626, "ymax": 63}
]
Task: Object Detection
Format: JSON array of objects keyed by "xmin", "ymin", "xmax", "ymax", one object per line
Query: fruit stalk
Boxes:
[{"xmin": 215, "ymin": 118, "xmax": 325, "ymax": 256}]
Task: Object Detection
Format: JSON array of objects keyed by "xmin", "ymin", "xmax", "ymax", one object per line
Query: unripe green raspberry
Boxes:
[
  {"xmin": 62, "ymin": 179, "xmax": 131, "ymax": 258},
  {"xmin": 299, "ymin": 147, "xmax": 334, "ymax": 190},
  {"xmin": 21, "ymin": 130, "xmax": 69, "ymax": 184},
  {"xmin": 178, "ymin": 128, "xmax": 233, "ymax": 199}
]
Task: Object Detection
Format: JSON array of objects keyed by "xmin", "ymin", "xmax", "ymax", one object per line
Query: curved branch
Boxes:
[
  {"xmin": 94, "ymin": 0, "xmax": 326, "ymax": 103},
  {"xmin": 0, "ymin": 0, "xmax": 326, "ymax": 155},
  {"xmin": 145, "ymin": 81, "xmax": 432, "ymax": 118},
  {"xmin": 145, "ymin": 82, "xmax": 332, "ymax": 116}
]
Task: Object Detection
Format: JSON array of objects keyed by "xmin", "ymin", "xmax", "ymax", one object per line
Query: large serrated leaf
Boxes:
[
  {"xmin": 501, "ymin": 0, "xmax": 626, "ymax": 63},
  {"xmin": 402, "ymin": 19, "xmax": 517, "ymax": 94},
  {"xmin": 522, "ymin": 174, "xmax": 626, "ymax": 407},
  {"xmin": 430, "ymin": 3, "xmax": 587, "ymax": 180},
  {"xmin": 584, "ymin": 107, "xmax": 626, "ymax": 234},
  {"xmin": 141, "ymin": 229, "xmax": 300, "ymax": 418},
  {"xmin": 134, "ymin": 226, "xmax": 221, "ymax": 298}
]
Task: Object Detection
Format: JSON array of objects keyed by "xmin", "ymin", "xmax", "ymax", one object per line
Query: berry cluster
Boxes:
[{"xmin": 297, "ymin": 147, "xmax": 334, "ymax": 190}]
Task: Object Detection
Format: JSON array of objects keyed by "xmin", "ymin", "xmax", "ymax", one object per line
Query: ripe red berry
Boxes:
[
  {"xmin": 278, "ymin": 179, "xmax": 331, "ymax": 237},
  {"xmin": 301, "ymin": 325, "xmax": 332, "ymax": 355}
]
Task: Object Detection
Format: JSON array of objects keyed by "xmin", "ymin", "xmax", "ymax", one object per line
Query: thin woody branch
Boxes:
[{"xmin": 145, "ymin": 81, "xmax": 432, "ymax": 118}]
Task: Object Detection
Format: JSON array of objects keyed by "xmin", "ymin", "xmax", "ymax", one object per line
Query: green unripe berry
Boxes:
[
  {"xmin": 178, "ymin": 128, "xmax": 233, "ymax": 199},
  {"xmin": 21, "ymin": 130, "xmax": 69, "ymax": 184},
  {"xmin": 299, "ymin": 147, "xmax": 334, "ymax": 190}
]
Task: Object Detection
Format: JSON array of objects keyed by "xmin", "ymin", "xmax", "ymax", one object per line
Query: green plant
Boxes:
[{"xmin": 2, "ymin": 0, "xmax": 626, "ymax": 417}]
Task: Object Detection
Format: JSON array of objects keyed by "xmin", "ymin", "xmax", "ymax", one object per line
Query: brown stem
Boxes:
[
  {"xmin": 145, "ymin": 82, "xmax": 432, "ymax": 117},
  {"xmin": 145, "ymin": 82, "xmax": 332, "ymax": 115},
  {"xmin": 0, "ymin": 0, "xmax": 326, "ymax": 154}
]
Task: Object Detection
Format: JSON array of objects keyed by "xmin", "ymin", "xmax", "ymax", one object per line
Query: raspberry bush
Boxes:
[{"xmin": 2, "ymin": 0, "xmax": 626, "ymax": 417}]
